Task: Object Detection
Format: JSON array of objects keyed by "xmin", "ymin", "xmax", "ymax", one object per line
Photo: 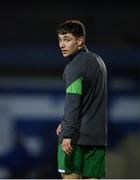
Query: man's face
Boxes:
[{"xmin": 58, "ymin": 33, "xmax": 82, "ymax": 57}]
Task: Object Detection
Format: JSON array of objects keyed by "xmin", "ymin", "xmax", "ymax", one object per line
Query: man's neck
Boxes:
[{"xmin": 69, "ymin": 45, "xmax": 88, "ymax": 59}]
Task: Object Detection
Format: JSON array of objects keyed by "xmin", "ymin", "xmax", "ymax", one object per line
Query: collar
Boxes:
[{"xmin": 69, "ymin": 46, "xmax": 88, "ymax": 60}]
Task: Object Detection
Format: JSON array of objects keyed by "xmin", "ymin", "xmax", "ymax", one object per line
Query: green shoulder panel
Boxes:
[{"xmin": 66, "ymin": 77, "xmax": 83, "ymax": 95}]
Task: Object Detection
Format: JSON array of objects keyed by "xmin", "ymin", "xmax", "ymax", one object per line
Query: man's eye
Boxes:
[{"xmin": 64, "ymin": 39, "xmax": 70, "ymax": 42}]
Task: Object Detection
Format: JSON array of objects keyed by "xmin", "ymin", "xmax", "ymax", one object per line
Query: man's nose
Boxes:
[{"xmin": 59, "ymin": 41, "xmax": 65, "ymax": 48}]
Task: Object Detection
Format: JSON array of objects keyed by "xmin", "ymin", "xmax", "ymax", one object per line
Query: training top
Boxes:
[{"xmin": 59, "ymin": 46, "xmax": 107, "ymax": 146}]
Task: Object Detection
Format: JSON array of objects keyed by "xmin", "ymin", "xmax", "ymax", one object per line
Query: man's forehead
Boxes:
[{"xmin": 58, "ymin": 33, "xmax": 73, "ymax": 38}]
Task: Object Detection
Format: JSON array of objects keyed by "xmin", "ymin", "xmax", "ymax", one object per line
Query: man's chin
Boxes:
[{"xmin": 63, "ymin": 54, "xmax": 70, "ymax": 57}]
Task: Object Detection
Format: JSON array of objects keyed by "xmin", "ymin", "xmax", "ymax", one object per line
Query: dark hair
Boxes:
[{"xmin": 57, "ymin": 20, "xmax": 86, "ymax": 38}]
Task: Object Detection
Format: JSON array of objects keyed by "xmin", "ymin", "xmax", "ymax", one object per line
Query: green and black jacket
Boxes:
[{"xmin": 59, "ymin": 46, "xmax": 107, "ymax": 146}]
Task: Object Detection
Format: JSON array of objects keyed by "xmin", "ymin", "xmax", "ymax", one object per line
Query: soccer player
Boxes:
[{"xmin": 56, "ymin": 20, "xmax": 107, "ymax": 179}]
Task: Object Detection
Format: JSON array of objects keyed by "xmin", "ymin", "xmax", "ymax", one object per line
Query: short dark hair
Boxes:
[{"xmin": 57, "ymin": 20, "xmax": 86, "ymax": 38}]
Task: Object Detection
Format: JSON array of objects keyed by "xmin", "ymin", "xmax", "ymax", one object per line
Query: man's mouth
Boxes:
[{"xmin": 61, "ymin": 50, "xmax": 67, "ymax": 54}]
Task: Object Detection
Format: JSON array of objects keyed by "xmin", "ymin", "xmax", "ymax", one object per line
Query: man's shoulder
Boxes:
[
  {"xmin": 74, "ymin": 49, "xmax": 100, "ymax": 61},
  {"xmin": 64, "ymin": 55, "xmax": 84, "ymax": 76},
  {"xmin": 64, "ymin": 60, "xmax": 78, "ymax": 75},
  {"xmin": 67, "ymin": 50, "xmax": 101, "ymax": 70},
  {"xmin": 86, "ymin": 50, "xmax": 105, "ymax": 66},
  {"xmin": 86, "ymin": 50, "xmax": 102, "ymax": 60}
]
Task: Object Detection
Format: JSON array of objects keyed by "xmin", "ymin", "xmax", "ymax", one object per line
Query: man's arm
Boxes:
[{"xmin": 62, "ymin": 64, "xmax": 83, "ymax": 141}]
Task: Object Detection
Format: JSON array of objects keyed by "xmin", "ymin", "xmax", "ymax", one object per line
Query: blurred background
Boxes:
[{"xmin": 0, "ymin": 0, "xmax": 140, "ymax": 178}]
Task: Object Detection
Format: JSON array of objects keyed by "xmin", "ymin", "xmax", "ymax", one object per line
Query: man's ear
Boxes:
[{"xmin": 78, "ymin": 36, "xmax": 85, "ymax": 46}]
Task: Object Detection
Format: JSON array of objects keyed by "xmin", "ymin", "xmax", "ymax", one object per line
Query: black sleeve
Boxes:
[{"xmin": 62, "ymin": 63, "xmax": 84, "ymax": 139}]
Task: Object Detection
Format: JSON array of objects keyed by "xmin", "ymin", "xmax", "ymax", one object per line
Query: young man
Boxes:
[{"xmin": 56, "ymin": 20, "xmax": 107, "ymax": 179}]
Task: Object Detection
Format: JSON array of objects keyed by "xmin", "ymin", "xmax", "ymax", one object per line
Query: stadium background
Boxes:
[{"xmin": 0, "ymin": 0, "xmax": 140, "ymax": 178}]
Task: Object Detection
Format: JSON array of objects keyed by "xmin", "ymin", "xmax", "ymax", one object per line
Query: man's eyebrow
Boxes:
[
  {"xmin": 63, "ymin": 35, "xmax": 70, "ymax": 38},
  {"xmin": 58, "ymin": 35, "xmax": 71, "ymax": 38}
]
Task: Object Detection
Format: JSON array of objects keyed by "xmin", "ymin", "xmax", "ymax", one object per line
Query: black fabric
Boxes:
[{"xmin": 59, "ymin": 46, "xmax": 107, "ymax": 146}]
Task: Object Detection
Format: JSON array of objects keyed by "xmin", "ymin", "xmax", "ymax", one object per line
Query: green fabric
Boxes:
[
  {"xmin": 66, "ymin": 77, "xmax": 83, "ymax": 95},
  {"xmin": 58, "ymin": 144, "xmax": 105, "ymax": 178}
]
